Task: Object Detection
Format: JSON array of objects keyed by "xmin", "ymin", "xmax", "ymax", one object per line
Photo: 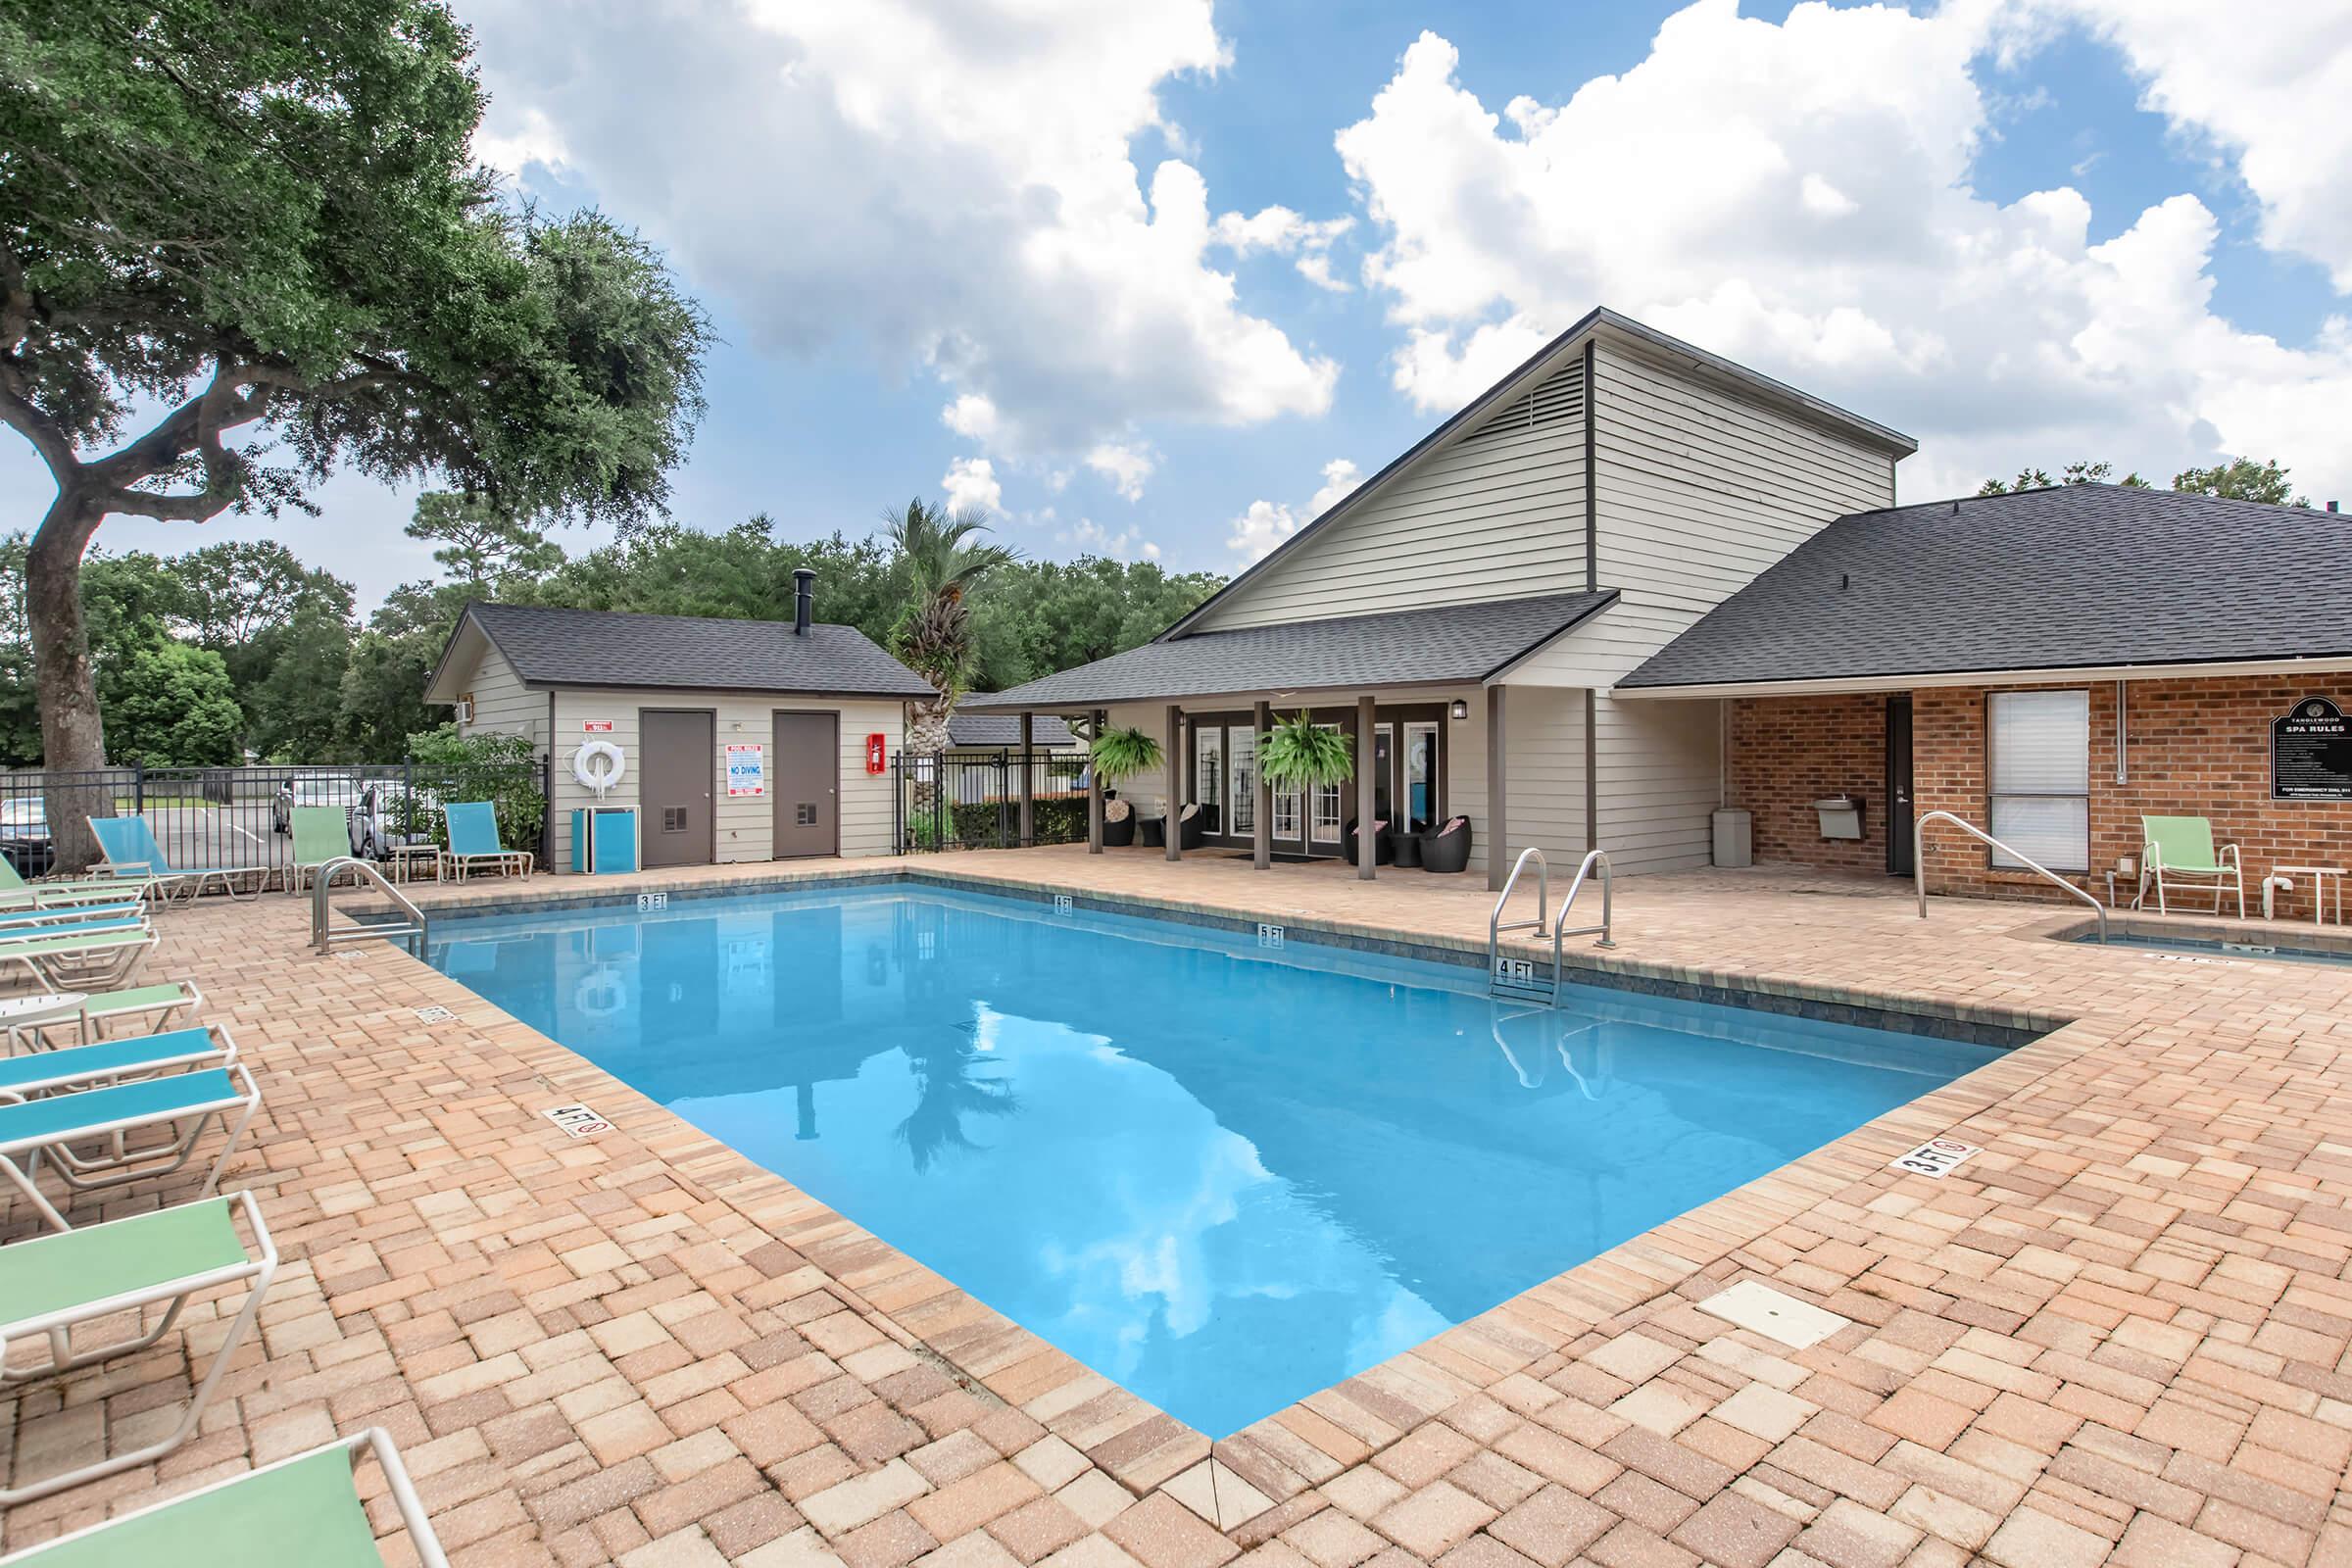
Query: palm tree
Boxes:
[{"xmin": 885, "ymin": 497, "xmax": 1017, "ymax": 770}]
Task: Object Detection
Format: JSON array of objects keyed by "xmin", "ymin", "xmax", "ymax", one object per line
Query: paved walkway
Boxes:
[{"xmin": 3, "ymin": 849, "xmax": 2349, "ymax": 1568}]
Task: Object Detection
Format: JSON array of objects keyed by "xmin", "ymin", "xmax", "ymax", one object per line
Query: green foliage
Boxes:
[
  {"xmin": 404, "ymin": 724, "xmax": 545, "ymax": 851},
  {"xmin": 938, "ymin": 797, "xmax": 1089, "ymax": 849},
  {"xmin": 103, "ymin": 642, "xmax": 242, "ymax": 765},
  {"xmin": 408, "ymin": 492, "xmax": 566, "ymax": 585},
  {"xmin": 884, "ymin": 499, "xmax": 1017, "ymax": 699},
  {"xmin": 1089, "ymin": 725, "xmax": 1163, "ymax": 782},
  {"xmin": 1258, "ymin": 712, "xmax": 1354, "ymax": 789},
  {"xmin": 2172, "ymin": 458, "xmax": 2308, "ymax": 507},
  {"xmin": 967, "ymin": 557, "xmax": 1224, "ymax": 693},
  {"xmin": 1976, "ymin": 460, "xmax": 2147, "ymax": 496}
]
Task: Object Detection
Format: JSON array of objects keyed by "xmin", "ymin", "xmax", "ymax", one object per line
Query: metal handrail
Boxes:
[
  {"xmin": 1914, "ymin": 809, "xmax": 2106, "ymax": 943},
  {"xmin": 1547, "ymin": 849, "xmax": 1617, "ymax": 988},
  {"xmin": 1491, "ymin": 847, "xmax": 1550, "ymax": 955},
  {"xmin": 311, "ymin": 857, "xmax": 428, "ymax": 956}
]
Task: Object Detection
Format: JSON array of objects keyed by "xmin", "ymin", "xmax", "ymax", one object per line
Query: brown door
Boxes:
[
  {"xmin": 772, "ymin": 710, "xmax": 840, "ymax": 858},
  {"xmin": 1886, "ymin": 694, "xmax": 1914, "ymax": 877},
  {"xmin": 640, "ymin": 710, "xmax": 715, "ymax": 867}
]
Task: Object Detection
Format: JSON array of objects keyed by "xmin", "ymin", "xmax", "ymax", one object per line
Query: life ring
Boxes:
[
  {"xmin": 573, "ymin": 740, "xmax": 626, "ymax": 794},
  {"xmin": 574, "ymin": 966, "xmax": 625, "ymax": 1016}
]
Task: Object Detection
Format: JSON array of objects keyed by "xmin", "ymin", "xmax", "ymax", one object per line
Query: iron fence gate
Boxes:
[{"xmin": 893, "ymin": 749, "xmax": 1090, "ymax": 853}]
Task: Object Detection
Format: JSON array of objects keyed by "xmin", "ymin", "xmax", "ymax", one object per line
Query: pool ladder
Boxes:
[
  {"xmin": 1488, "ymin": 847, "xmax": 1615, "ymax": 1004},
  {"xmin": 310, "ymin": 856, "xmax": 429, "ymax": 956}
]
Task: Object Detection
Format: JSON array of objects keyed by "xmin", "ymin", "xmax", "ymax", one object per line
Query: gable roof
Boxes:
[
  {"xmin": 1619, "ymin": 485, "xmax": 2352, "ymax": 692},
  {"xmin": 1160, "ymin": 307, "xmax": 1916, "ymax": 640},
  {"xmin": 960, "ymin": 590, "xmax": 1618, "ymax": 712},
  {"xmin": 431, "ymin": 602, "xmax": 936, "ymax": 700},
  {"xmin": 946, "ymin": 713, "xmax": 1077, "ymax": 748}
]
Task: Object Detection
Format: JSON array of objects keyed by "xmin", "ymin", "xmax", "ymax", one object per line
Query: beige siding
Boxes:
[
  {"xmin": 1197, "ymin": 359, "xmax": 1590, "ymax": 631},
  {"xmin": 1498, "ymin": 686, "xmax": 1588, "ymax": 874},
  {"xmin": 547, "ymin": 690, "xmax": 904, "ymax": 868},
  {"xmin": 1591, "ymin": 693, "xmax": 1721, "ymax": 873},
  {"xmin": 455, "ymin": 647, "xmax": 546, "ymax": 753}
]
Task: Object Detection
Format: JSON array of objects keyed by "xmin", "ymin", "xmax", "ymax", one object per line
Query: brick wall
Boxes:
[{"xmin": 1728, "ymin": 677, "xmax": 2352, "ymax": 917}]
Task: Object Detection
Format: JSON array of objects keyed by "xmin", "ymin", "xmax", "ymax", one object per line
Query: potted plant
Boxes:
[
  {"xmin": 1258, "ymin": 712, "xmax": 1354, "ymax": 852},
  {"xmin": 1089, "ymin": 726, "xmax": 1162, "ymax": 847}
]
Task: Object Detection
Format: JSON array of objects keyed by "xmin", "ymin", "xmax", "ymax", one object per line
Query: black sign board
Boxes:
[{"xmin": 2272, "ymin": 696, "xmax": 2352, "ymax": 801}]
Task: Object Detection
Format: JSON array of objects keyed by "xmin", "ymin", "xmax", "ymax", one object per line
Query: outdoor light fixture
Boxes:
[{"xmin": 1449, "ymin": 699, "xmax": 1469, "ymax": 720}]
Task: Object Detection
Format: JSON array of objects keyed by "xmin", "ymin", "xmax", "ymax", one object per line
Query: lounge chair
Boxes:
[
  {"xmin": 0, "ymin": 897, "xmax": 145, "ymax": 929},
  {"xmin": 286, "ymin": 804, "xmax": 361, "ymax": 897},
  {"xmin": 0, "ymin": 981, "xmax": 205, "ymax": 1053},
  {"xmin": 0, "ymin": 1024, "xmax": 237, "ymax": 1094},
  {"xmin": 0, "ymin": 856, "xmax": 147, "ymax": 909},
  {"xmin": 441, "ymin": 801, "xmax": 533, "ymax": 881},
  {"xmin": 0, "ymin": 1430, "xmax": 448, "ymax": 1568},
  {"xmin": 0, "ymin": 1192, "xmax": 276, "ymax": 1503},
  {"xmin": 2141, "ymin": 814, "xmax": 2244, "ymax": 917},
  {"xmin": 0, "ymin": 926, "xmax": 155, "ymax": 993},
  {"xmin": 89, "ymin": 815, "xmax": 269, "ymax": 905},
  {"xmin": 0, "ymin": 1062, "xmax": 260, "ymax": 1232}
]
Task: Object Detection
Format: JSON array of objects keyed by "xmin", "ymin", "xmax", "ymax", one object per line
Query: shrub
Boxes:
[{"xmin": 403, "ymin": 724, "xmax": 547, "ymax": 852}]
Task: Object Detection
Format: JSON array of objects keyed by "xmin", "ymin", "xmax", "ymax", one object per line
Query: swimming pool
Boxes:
[
  {"xmin": 2073, "ymin": 929, "xmax": 2352, "ymax": 967},
  {"xmin": 428, "ymin": 882, "xmax": 2002, "ymax": 1436}
]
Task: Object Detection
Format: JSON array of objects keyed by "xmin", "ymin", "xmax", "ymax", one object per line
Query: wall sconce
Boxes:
[{"xmin": 1449, "ymin": 699, "xmax": 1469, "ymax": 720}]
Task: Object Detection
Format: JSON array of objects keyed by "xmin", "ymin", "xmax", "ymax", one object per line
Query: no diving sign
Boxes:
[
  {"xmin": 1889, "ymin": 1136, "xmax": 1980, "ymax": 1178},
  {"xmin": 543, "ymin": 1103, "xmax": 612, "ymax": 1140}
]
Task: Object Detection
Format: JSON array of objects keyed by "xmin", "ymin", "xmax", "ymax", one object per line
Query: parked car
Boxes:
[
  {"xmin": 271, "ymin": 775, "xmax": 366, "ymax": 835},
  {"xmin": 0, "ymin": 795, "xmax": 50, "ymax": 877},
  {"xmin": 349, "ymin": 779, "xmax": 441, "ymax": 860}
]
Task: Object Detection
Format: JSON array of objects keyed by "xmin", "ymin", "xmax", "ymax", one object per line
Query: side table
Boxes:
[{"xmin": 2272, "ymin": 865, "xmax": 2344, "ymax": 928}]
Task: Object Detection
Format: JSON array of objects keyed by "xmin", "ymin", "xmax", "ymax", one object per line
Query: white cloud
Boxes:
[
  {"xmin": 1062, "ymin": 517, "xmax": 1161, "ymax": 560},
  {"xmin": 942, "ymin": 456, "xmax": 1003, "ymax": 514},
  {"xmin": 1334, "ymin": 3, "xmax": 2352, "ymax": 504},
  {"xmin": 471, "ymin": 105, "xmax": 569, "ymax": 180},
  {"xmin": 466, "ymin": 0, "xmax": 1337, "ymax": 463},
  {"xmin": 1084, "ymin": 440, "xmax": 1158, "ymax": 502},
  {"xmin": 1211, "ymin": 206, "xmax": 1356, "ymax": 291},
  {"xmin": 1225, "ymin": 456, "xmax": 1363, "ymax": 564},
  {"xmin": 1308, "ymin": 458, "xmax": 1362, "ymax": 515}
]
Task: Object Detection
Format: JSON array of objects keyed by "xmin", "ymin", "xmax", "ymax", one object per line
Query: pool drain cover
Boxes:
[{"xmin": 1697, "ymin": 1280, "xmax": 1849, "ymax": 1349}]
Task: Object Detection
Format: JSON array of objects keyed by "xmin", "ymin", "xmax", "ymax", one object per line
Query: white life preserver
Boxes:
[
  {"xmin": 574, "ymin": 966, "xmax": 625, "ymax": 1017},
  {"xmin": 573, "ymin": 740, "xmax": 626, "ymax": 796}
]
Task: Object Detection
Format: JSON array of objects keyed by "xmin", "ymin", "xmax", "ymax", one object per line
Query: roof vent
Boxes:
[{"xmin": 793, "ymin": 568, "xmax": 815, "ymax": 635}]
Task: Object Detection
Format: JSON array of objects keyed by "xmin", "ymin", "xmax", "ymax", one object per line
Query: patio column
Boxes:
[
  {"xmin": 1252, "ymin": 699, "xmax": 1272, "ymax": 869},
  {"xmin": 1487, "ymin": 685, "xmax": 1508, "ymax": 892},
  {"xmin": 1164, "ymin": 704, "xmax": 1183, "ymax": 861},
  {"xmin": 1017, "ymin": 712, "xmax": 1035, "ymax": 848},
  {"xmin": 1355, "ymin": 693, "xmax": 1376, "ymax": 881},
  {"xmin": 1088, "ymin": 708, "xmax": 1105, "ymax": 855}
]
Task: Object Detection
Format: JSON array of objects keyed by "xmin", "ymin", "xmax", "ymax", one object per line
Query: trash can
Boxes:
[{"xmin": 1711, "ymin": 808, "xmax": 1752, "ymax": 868}]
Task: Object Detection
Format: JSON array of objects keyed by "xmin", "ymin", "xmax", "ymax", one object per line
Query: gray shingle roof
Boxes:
[
  {"xmin": 960, "ymin": 591, "xmax": 1619, "ymax": 711},
  {"xmin": 1621, "ymin": 485, "xmax": 2352, "ymax": 690},
  {"xmin": 463, "ymin": 602, "xmax": 936, "ymax": 698},
  {"xmin": 946, "ymin": 713, "xmax": 1077, "ymax": 748}
]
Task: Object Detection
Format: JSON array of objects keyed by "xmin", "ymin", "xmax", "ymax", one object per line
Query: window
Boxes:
[
  {"xmin": 1403, "ymin": 722, "xmax": 1439, "ymax": 832},
  {"xmin": 1987, "ymin": 690, "xmax": 2089, "ymax": 871},
  {"xmin": 1228, "ymin": 728, "xmax": 1255, "ymax": 836},
  {"xmin": 1311, "ymin": 723, "xmax": 1343, "ymax": 843},
  {"xmin": 1194, "ymin": 728, "xmax": 1223, "ymax": 834}
]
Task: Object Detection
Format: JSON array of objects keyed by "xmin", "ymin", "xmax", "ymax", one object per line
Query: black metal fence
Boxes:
[
  {"xmin": 894, "ymin": 749, "xmax": 1090, "ymax": 853},
  {"xmin": 0, "ymin": 760, "xmax": 551, "ymax": 883}
]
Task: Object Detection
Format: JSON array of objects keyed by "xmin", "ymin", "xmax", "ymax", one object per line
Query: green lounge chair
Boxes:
[
  {"xmin": 0, "ymin": 856, "xmax": 147, "ymax": 908},
  {"xmin": 0, "ymin": 981, "xmax": 204, "ymax": 1052},
  {"xmin": 89, "ymin": 814, "xmax": 270, "ymax": 905},
  {"xmin": 0, "ymin": 1427, "xmax": 447, "ymax": 1566},
  {"xmin": 0, "ymin": 1063, "xmax": 260, "ymax": 1232},
  {"xmin": 287, "ymin": 804, "xmax": 361, "ymax": 897},
  {"xmin": 2140, "ymin": 813, "xmax": 2244, "ymax": 917},
  {"xmin": 0, "ymin": 1192, "xmax": 275, "ymax": 1504},
  {"xmin": 0, "ymin": 898, "xmax": 144, "ymax": 928},
  {"xmin": 0, "ymin": 926, "xmax": 155, "ymax": 994},
  {"xmin": 442, "ymin": 800, "xmax": 534, "ymax": 881}
]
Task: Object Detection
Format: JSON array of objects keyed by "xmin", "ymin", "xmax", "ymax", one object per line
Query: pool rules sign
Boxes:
[{"xmin": 2273, "ymin": 697, "xmax": 2352, "ymax": 801}]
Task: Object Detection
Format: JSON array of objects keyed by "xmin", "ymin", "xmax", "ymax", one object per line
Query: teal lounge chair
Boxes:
[
  {"xmin": 442, "ymin": 801, "xmax": 534, "ymax": 881},
  {"xmin": 0, "ymin": 1192, "xmax": 276, "ymax": 1503},
  {"xmin": 0, "ymin": 1063, "xmax": 260, "ymax": 1231},
  {"xmin": 286, "ymin": 803, "xmax": 361, "ymax": 897},
  {"xmin": 0, "ymin": 1024, "xmax": 236, "ymax": 1096},
  {"xmin": 0, "ymin": 925, "xmax": 154, "ymax": 993},
  {"xmin": 2140, "ymin": 813, "xmax": 2245, "ymax": 917},
  {"xmin": 0, "ymin": 898, "xmax": 144, "ymax": 929},
  {"xmin": 89, "ymin": 814, "xmax": 269, "ymax": 904},
  {"xmin": 0, "ymin": 1427, "xmax": 447, "ymax": 1567}
]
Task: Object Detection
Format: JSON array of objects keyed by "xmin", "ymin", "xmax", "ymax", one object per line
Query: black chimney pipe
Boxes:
[{"xmin": 793, "ymin": 567, "xmax": 815, "ymax": 635}]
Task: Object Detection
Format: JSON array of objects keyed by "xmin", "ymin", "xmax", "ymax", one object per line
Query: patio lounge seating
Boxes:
[
  {"xmin": 0, "ymin": 1426, "xmax": 447, "ymax": 1567},
  {"xmin": 1419, "ymin": 815, "xmax": 1473, "ymax": 874},
  {"xmin": 0, "ymin": 898, "xmax": 144, "ymax": 930},
  {"xmin": 1143, "ymin": 803, "xmax": 1206, "ymax": 851},
  {"xmin": 0, "ymin": 857, "xmax": 148, "ymax": 909},
  {"xmin": 441, "ymin": 801, "xmax": 534, "ymax": 881},
  {"xmin": 0, "ymin": 1026, "xmax": 235, "ymax": 1097},
  {"xmin": 88, "ymin": 815, "xmax": 269, "ymax": 905},
  {"xmin": 0, "ymin": 1192, "xmax": 276, "ymax": 1503},
  {"xmin": 1343, "ymin": 817, "xmax": 1394, "ymax": 866},
  {"xmin": 0, "ymin": 1062, "xmax": 260, "ymax": 1232},
  {"xmin": 286, "ymin": 804, "xmax": 362, "ymax": 897},
  {"xmin": 0, "ymin": 926, "xmax": 156, "ymax": 994},
  {"xmin": 1101, "ymin": 798, "xmax": 1135, "ymax": 847},
  {"xmin": 2141, "ymin": 813, "xmax": 2244, "ymax": 916}
]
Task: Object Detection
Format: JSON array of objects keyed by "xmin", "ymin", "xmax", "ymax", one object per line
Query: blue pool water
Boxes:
[
  {"xmin": 428, "ymin": 884, "xmax": 2001, "ymax": 1436},
  {"xmin": 2075, "ymin": 931, "xmax": 2352, "ymax": 967}
]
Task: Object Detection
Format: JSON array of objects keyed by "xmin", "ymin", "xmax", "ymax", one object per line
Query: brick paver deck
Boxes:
[{"xmin": 3, "ymin": 846, "xmax": 2349, "ymax": 1568}]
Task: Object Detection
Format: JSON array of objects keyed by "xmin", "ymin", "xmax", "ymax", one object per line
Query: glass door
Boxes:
[
  {"xmin": 1193, "ymin": 727, "xmax": 1223, "ymax": 834},
  {"xmin": 1310, "ymin": 722, "xmax": 1343, "ymax": 846},
  {"xmin": 1372, "ymin": 724, "xmax": 1394, "ymax": 829},
  {"xmin": 1227, "ymin": 727, "xmax": 1255, "ymax": 839},
  {"xmin": 1403, "ymin": 721, "xmax": 1438, "ymax": 832}
]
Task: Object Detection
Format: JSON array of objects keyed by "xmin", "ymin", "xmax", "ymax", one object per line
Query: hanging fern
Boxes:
[
  {"xmin": 1258, "ymin": 711, "xmax": 1354, "ymax": 788},
  {"xmin": 1089, "ymin": 725, "xmax": 1163, "ymax": 782}
]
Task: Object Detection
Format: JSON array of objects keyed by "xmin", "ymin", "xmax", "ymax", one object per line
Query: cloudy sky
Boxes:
[{"xmin": 16, "ymin": 0, "xmax": 2352, "ymax": 607}]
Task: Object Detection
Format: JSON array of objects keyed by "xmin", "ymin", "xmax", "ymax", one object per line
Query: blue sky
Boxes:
[{"xmin": 13, "ymin": 0, "xmax": 2350, "ymax": 608}]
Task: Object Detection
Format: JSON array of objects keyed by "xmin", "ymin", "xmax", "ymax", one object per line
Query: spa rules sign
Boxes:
[{"xmin": 2272, "ymin": 697, "xmax": 2352, "ymax": 801}]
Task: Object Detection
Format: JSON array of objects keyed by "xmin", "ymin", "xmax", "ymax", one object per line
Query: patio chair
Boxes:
[
  {"xmin": 0, "ymin": 1192, "xmax": 278, "ymax": 1505},
  {"xmin": 0, "ymin": 1024, "xmax": 236, "ymax": 1092},
  {"xmin": 36, "ymin": 979, "xmax": 201, "ymax": 1042},
  {"xmin": 0, "ymin": 1062, "xmax": 260, "ymax": 1232},
  {"xmin": 0, "ymin": 856, "xmax": 148, "ymax": 909},
  {"xmin": 286, "ymin": 804, "xmax": 360, "ymax": 897},
  {"xmin": 1419, "ymin": 815, "xmax": 1473, "ymax": 874},
  {"xmin": 441, "ymin": 801, "xmax": 534, "ymax": 882},
  {"xmin": 0, "ymin": 898, "xmax": 144, "ymax": 930},
  {"xmin": 1343, "ymin": 816, "xmax": 1394, "ymax": 867},
  {"xmin": 88, "ymin": 814, "xmax": 269, "ymax": 905},
  {"xmin": 0, "ymin": 1427, "xmax": 448, "ymax": 1568},
  {"xmin": 2141, "ymin": 814, "xmax": 2245, "ymax": 916},
  {"xmin": 0, "ymin": 926, "xmax": 156, "ymax": 994}
]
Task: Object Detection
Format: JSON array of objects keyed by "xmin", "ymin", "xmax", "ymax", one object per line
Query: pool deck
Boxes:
[{"xmin": 5, "ymin": 846, "xmax": 2352, "ymax": 1568}]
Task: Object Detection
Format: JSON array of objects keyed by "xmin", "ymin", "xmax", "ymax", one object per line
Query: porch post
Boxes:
[
  {"xmin": 1252, "ymin": 699, "xmax": 1272, "ymax": 870},
  {"xmin": 1017, "ymin": 712, "xmax": 1035, "ymax": 848},
  {"xmin": 1487, "ymin": 685, "xmax": 1508, "ymax": 892},
  {"xmin": 1163, "ymin": 704, "xmax": 1184, "ymax": 861},
  {"xmin": 1355, "ymin": 693, "xmax": 1376, "ymax": 881},
  {"xmin": 1088, "ymin": 708, "xmax": 1105, "ymax": 855}
]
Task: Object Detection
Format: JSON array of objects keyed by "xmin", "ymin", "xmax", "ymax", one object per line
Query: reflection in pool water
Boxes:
[{"xmin": 430, "ymin": 885, "xmax": 2000, "ymax": 1436}]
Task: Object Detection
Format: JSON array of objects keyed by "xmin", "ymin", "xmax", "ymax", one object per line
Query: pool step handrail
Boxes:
[
  {"xmin": 1489, "ymin": 848, "xmax": 1551, "ymax": 1001},
  {"xmin": 1913, "ymin": 809, "xmax": 2107, "ymax": 943},
  {"xmin": 1548, "ymin": 850, "xmax": 1618, "ymax": 994},
  {"xmin": 311, "ymin": 857, "xmax": 428, "ymax": 956}
]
